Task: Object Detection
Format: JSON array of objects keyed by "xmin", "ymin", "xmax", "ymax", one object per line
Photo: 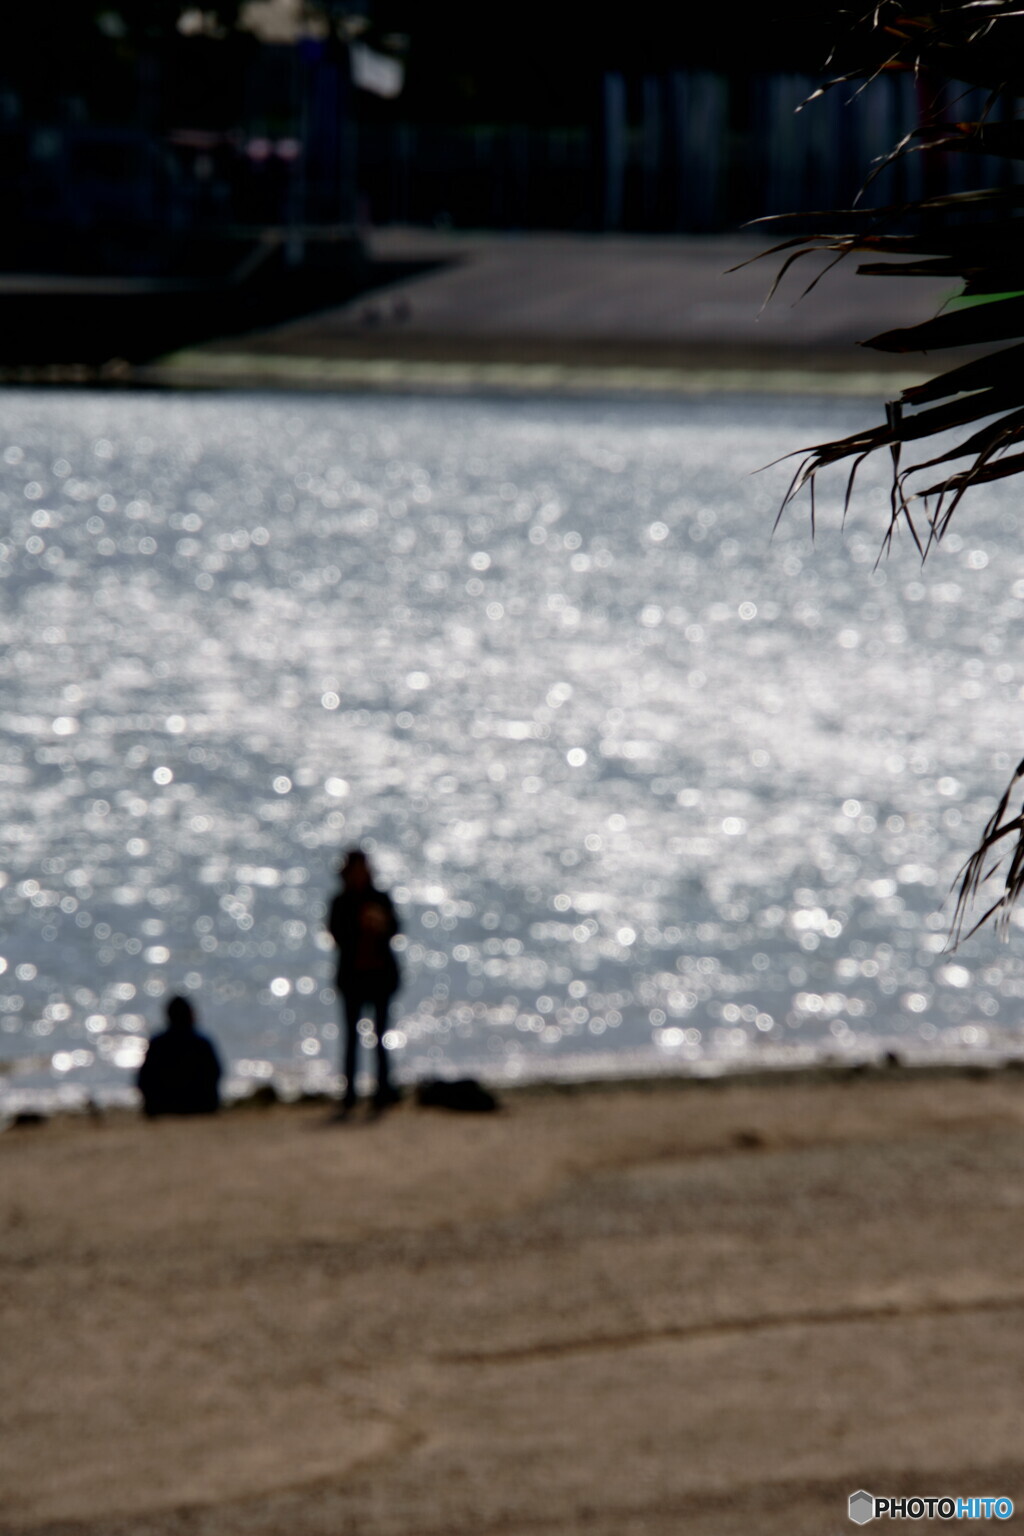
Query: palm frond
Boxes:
[
  {"xmin": 758, "ymin": 0, "xmax": 1024, "ymax": 939},
  {"xmin": 951, "ymin": 760, "xmax": 1024, "ymax": 942}
]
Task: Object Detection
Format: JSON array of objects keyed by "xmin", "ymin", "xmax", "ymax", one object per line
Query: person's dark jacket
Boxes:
[
  {"xmin": 137, "ymin": 1026, "xmax": 222, "ymax": 1116},
  {"xmin": 328, "ymin": 887, "xmax": 401, "ymax": 996}
]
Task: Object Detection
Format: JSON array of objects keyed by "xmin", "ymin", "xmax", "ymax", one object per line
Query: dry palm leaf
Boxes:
[{"xmin": 758, "ymin": 0, "xmax": 1024, "ymax": 939}]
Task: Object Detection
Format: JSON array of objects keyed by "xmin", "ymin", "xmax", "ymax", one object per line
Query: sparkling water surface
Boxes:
[{"xmin": 2, "ymin": 387, "xmax": 1023, "ymax": 1109}]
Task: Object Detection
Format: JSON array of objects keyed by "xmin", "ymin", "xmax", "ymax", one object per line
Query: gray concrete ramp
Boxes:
[{"xmin": 153, "ymin": 228, "xmax": 958, "ymax": 395}]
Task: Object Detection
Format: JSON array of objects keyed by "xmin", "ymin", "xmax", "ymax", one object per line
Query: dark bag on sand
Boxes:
[{"xmin": 415, "ymin": 1077, "xmax": 499, "ymax": 1113}]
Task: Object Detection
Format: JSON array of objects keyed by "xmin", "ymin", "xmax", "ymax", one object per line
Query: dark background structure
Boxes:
[{"xmin": 4, "ymin": 0, "xmax": 1012, "ymax": 365}]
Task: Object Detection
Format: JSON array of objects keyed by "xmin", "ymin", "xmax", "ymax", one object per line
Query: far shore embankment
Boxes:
[{"xmin": 128, "ymin": 228, "xmax": 959, "ymax": 399}]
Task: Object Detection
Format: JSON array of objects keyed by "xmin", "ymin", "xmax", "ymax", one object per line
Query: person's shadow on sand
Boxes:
[{"xmin": 137, "ymin": 995, "xmax": 222, "ymax": 1117}]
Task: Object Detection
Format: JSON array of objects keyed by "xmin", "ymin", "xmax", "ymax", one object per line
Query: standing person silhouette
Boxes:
[
  {"xmin": 327, "ymin": 849, "xmax": 402, "ymax": 1114},
  {"xmin": 137, "ymin": 995, "xmax": 222, "ymax": 1117}
]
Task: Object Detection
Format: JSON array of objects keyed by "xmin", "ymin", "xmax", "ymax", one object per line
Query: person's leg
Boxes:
[
  {"xmin": 341, "ymin": 989, "xmax": 361, "ymax": 1106},
  {"xmin": 373, "ymin": 991, "xmax": 394, "ymax": 1105}
]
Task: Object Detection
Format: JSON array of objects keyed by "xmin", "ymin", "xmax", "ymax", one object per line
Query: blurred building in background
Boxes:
[
  {"xmin": 0, "ymin": 0, "xmax": 1020, "ymax": 365},
  {"xmin": 0, "ymin": 5, "xmax": 364, "ymax": 280}
]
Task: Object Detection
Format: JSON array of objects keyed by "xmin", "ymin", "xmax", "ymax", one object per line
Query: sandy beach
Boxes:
[{"xmin": 4, "ymin": 1068, "xmax": 1024, "ymax": 1535}]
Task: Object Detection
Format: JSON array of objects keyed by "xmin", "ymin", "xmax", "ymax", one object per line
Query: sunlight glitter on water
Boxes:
[{"xmin": 2, "ymin": 388, "xmax": 1024, "ymax": 1107}]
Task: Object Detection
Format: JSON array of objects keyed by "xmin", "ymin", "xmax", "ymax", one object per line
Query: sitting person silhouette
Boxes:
[
  {"xmin": 327, "ymin": 848, "xmax": 402, "ymax": 1113},
  {"xmin": 137, "ymin": 995, "xmax": 222, "ymax": 1117}
]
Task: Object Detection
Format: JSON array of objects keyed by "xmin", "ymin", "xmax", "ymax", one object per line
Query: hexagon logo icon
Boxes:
[{"xmin": 849, "ymin": 1490, "xmax": 874, "ymax": 1525}]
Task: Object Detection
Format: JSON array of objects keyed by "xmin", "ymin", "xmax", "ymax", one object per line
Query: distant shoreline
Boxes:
[
  {"xmin": 133, "ymin": 345, "xmax": 932, "ymax": 400},
  {"xmin": 4, "ymin": 1048, "xmax": 1023, "ymax": 1130},
  {"xmin": 0, "ymin": 345, "xmax": 931, "ymax": 398},
  {"xmin": 0, "ymin": 227, "xmax": 960, "ymax": 396}
]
